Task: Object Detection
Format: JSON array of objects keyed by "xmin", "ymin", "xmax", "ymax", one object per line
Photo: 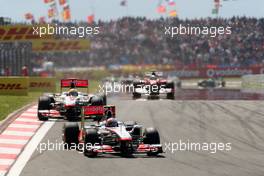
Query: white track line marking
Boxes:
[
  {"xmin": 0, "ymin": 139, "xmax": 28, "ymax": 145},
  {"xmin": 15, "ymin": 118, "xmax": 40, "ymax": 123},
  {"xmin": 0, "ymin": 159, "xmax": 14, "ymax": 165},
  {"xmin": 0, "ymin": 148, "xmax": 21, "ymax": 154},
  {"xmin": 19, "ymin": 113, "xmax": 36, "ymax": 117},
  {"xmin": 25, "ymin": 109, "xmax": 37, "ymax": 113},
  {"xmin": 7, "ymin": 121, "xmax": 56, "ymax": 176},
  {"xmin": 0, "ymin": 171, "xmax": 6, "ymax": 176},
  {"xmin": 8, "ymin": 124, "xmax": 38, "ymax": 129},
  {"xmin": 2, "ymin": 131, "xmax": 34, "ymax": 137}
]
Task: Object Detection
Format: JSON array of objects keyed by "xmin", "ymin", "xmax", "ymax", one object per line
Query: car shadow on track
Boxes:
[{"xmin": 82, "ymin": 154, "xmax": 166, "ymax": 159}]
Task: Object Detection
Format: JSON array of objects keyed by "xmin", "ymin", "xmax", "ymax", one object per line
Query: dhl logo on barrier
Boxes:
[
  {"xmin": 0, "ymin": 77, "xmax": 28, "ymax": 95},
  {"xmin": 30, "ymin": 82, "xmax": 52, "ymax": 88},
  {"xmin": 0, "ymin": 84, "xmax": 26, "ymax": 90},
  {"xmin": 32, "ymin": 39, "xmax": 90, "ymax": 52},
  {"xmin": 0, "ymin": 77, "xmax": 56, "ymax": 95},
  {"xmin": 29, "ymin": 77, "xmax": 56, "ymax": 92},
  {"xmin": 0, "ymin": 25, "xmax": 52, "ymax": 41}
]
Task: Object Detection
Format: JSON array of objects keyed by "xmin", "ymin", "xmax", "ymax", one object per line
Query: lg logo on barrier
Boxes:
[{"xmin": 206, "ymin": 68, "xmax": 252, "ymax": 77}]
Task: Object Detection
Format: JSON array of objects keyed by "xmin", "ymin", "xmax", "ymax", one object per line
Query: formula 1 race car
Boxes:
[
  {"xmin": 197, "ymin": 78, "xmax": 226, "ymax": 88},
  {"xmin": 37, "ymin": 78, "xmax": 107, "ymax": 121},
  {"xmin": 62, "ymin": 105, "xmax": 163, "ymax": 157},
  {"xmin": 132, "ymin": 71, "xmax": 175, "ymax": 99}
]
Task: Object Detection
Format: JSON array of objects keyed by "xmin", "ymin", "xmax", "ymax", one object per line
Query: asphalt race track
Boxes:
[{"xmin": 19, "ymin": 93, "xmax": 264, "ymax": 176}]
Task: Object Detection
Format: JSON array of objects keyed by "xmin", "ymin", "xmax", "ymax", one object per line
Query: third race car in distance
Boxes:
[
  {"xmin": 197, "ymin": 77, "xmax": 226, "ymax": 88},
  {"xmin": 132, "ymin": 71, "xmax": 175, "ymax": 99},
  {"xmin": 37, "ymin": 78, "xmax": 107, "ymax": 121}
]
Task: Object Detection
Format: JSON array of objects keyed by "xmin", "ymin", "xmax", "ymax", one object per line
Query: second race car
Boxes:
[{"xmin": 37, "ymin": 78, "xmax": 107, "ymax": 121}]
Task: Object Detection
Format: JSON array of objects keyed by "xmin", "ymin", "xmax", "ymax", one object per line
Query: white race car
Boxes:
[{"xmin": 37, "ymin": 78, "xmax": 107, "ymax": 121}]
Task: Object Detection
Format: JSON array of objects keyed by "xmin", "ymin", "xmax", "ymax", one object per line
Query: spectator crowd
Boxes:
[{"xmin": 34, "ymin": 17, "xmax": 264, "ymax": 69}]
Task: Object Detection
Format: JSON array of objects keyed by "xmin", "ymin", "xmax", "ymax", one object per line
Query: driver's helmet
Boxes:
[
  {"xmin": 68, "ymin": 89, "xmax": 78, "ymax": 96},
  {"xmin": 150, "ymin": 75, "xmax": 156, "ymax": 80},
  {"xmin": 105, "ymin": 118, "xmax": 118, "ymax": 127}
]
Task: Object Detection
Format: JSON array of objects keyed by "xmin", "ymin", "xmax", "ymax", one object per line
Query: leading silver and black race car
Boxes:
[
  {"xmin": 132, "ymin": 71, "xmax": 175, "ymax": 99},
  {"xmin": 63, "ymin": 105, "xmax": 163, "ymax": 157},
  {"xmin": 37, "ymin": 78, "xmax": 107, "ymax": 121}
]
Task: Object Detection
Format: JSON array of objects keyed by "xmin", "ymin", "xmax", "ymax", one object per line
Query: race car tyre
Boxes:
[
  {"xmin": 38, "ymin": 96, "xmax": 51, "ymax": 110},
  {"xmin": 63, "ymin": 122, "xmax": 79, "ymax": 148},
  {"xmin": 222, "ymin": 81, "xmax": 226, "ymax": 87},
  {"xmin": 132, "ymin": 81, "xmax": 142, "ymax": 99},
  {"xmin": 176, "ymin": 81, "xmax": 182, "ymax": 88},
  {"xmin": 97, "ymin": 93, "xmax": 107, "ymax": 105},
  {"xmin": 90, "ymin": 95, "xmax": 104, "ymax": 106},
  {"xmin": 38, "ymin": 96, "xmax": 52, "ymax": 121},
  {"xmin": 132, "ymin": 92, "xmax": 141, "ymax": 99},
  {"xmin": 102, "ymin": 94, "xmax": 107, "ymax": 105},
  {"xmin": 197, "ymin": 82, "xmax": 202, "ymax": 87},
  {"xmin": 84, "ymin": 129, "xmax": 100, "ymax": 157},
  {"xmin": 144, "ymin": 127, "xmax": 160, "ymax": 144},
  {"xmin": 166, "ymin": 93, "xmax": 175, "ymax": 100},
  {"xmin": 143, "ymin": 127, "xmax": 161, "ymax": 156},
  {"xmin": 166, "ymin": 82, "xmax": 175, "ymax": 99},
  {"xmin": 133, "ymin": 81, "xmax": 142, "ymax": 88},
  {"xmin": 37, "ymin": 113, "xmax": 48, "ymax": 121}
]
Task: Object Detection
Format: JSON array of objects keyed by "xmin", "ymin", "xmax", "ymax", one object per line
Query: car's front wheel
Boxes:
[
  {"xmin": 63, "ymin": 122, "xmax": 79, "ymax": 148},
  {"xmin": 143, "ymin": 127, "xmax": 161, "ymax": 156},
  {"xmin": 84, "ymin": 129, "xmax": 100, "ymax": 157},
  {"xmin": 38, "ymin": 96, "xmax": 52, "ymax": 121}
]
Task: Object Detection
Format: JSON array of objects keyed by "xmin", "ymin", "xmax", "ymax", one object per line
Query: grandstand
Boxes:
[
  {"xmin": 35, "ymin": 17, "xmax": 264, "ymax": 69},
  {"xmin": 1, "ymin": 17, "xmax": 264, "ymax": 75}
]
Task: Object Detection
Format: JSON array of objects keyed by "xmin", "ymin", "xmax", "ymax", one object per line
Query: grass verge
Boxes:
[
  {"xmin": 0, "ymin": 80, "xmax": 100, "ymax": 121},
  {"xmin": 0, "ymin": 92, "xmax": 41, "ymax": 121}
]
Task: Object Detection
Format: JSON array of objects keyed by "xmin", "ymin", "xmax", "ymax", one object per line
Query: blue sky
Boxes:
[{"xmin": 0, "ymin": 0, "xmax": 263, "ymax": 22}]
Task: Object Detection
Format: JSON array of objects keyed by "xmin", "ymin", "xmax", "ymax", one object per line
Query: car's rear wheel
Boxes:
[
  {"xmin": 166, "ymin": 82, "xmax": 175, "ymax": 100},
  {"xmin": 144, "ymin": 127, "xmax": 161, "ymax": 156},
  {"xmin": 133, "ymin": 82, "xmax": 142, "ymax": 99},
  {"xmin": 84, "ymin": 129, "xmax": 100, "ymax": 157},
  {"xmin": 102, "ymin": 94, "xmax": 107, "ymax": 105},
  {"xmin": 63, "ymin": 122, "xmax": 79, "ymax": 148},
  {"xmin": 166, "ymin": 93, "xmax": 175, "ymax": 100},
  {"xmin": 132, "ymin": 92, "xmax": 141, "ymax": 99},
  {"xmin": 90, "ymin": 95, "xmax": 104, "ymax": 106}
]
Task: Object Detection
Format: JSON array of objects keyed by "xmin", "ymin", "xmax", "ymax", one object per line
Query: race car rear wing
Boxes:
[
  {"xmin": 81, "ymin": 105, "xmax": 116, "ymax": 128},
  {"xmin": 61, "ymin": 79, "xmax": 89, "ymax": 93},
  {"xmin": 145, "ymin": 71, "xmax": 163, "ymax": 77},
  {"xmin": 83, "ymin": 105, "xmax": 115, "ymax": 118}
]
